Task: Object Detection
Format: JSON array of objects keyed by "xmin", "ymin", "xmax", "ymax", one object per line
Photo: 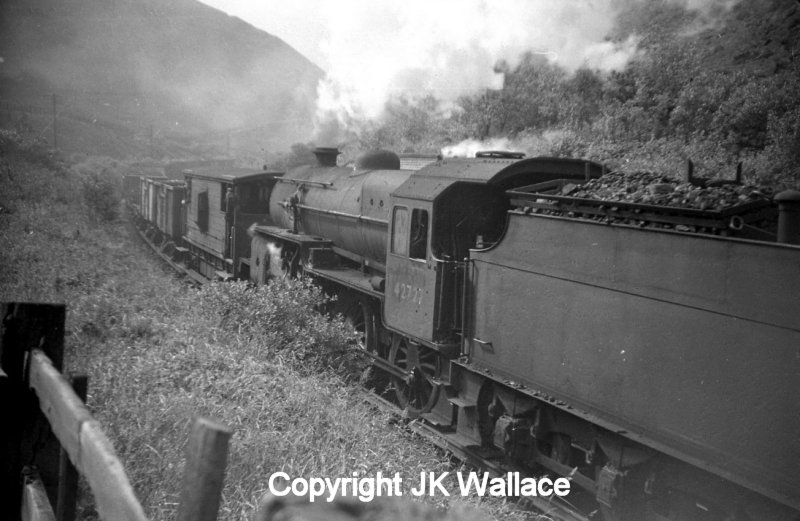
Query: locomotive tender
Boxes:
[{"xmin": 132, "ymin": 149, "xmax": 800, "ymax": 521}]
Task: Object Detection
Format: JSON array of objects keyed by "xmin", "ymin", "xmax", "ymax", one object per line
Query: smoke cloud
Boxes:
[
  {"xmin": 312, "ymin": 0, "xmax": 638, "ymax": 137},
  {"xmin": 441, "ymin": 138, "xmax": 512, "ymax": 158},
  {"xmin": 311, "ymin": 0, "xmax": 740, "ymax": 141}
]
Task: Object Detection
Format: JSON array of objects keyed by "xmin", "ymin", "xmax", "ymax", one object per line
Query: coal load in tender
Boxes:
[
  {"xmin": 563, "ymin": 171, "xmax": 772, "ymax": 211},
  {"xmin": 520, "ymin": 170, "xmax": 780, "ymax": 238}
]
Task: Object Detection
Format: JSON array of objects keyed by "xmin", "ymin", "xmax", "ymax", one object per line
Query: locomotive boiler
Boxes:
[{"xmin": 265, "ymin": 148, "xmax": 412, "ymax": 270}]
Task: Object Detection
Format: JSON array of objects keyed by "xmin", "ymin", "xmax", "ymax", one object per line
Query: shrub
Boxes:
[
  {"xmin": 81, "ymin": 170, "xmax": 119, "ymax": 221},
  {"xmin": 0, "ymin": 129, "xmax": 68, "ymax": 173},
  {"xmin": 199, "ymin": 278, "xmax": 359, "ymax": 374}
]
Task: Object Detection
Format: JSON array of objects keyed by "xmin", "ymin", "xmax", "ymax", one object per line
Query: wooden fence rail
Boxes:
[
  {"xmin": 1, "ymin": 303, "xmax": 231, "ymax": 521},
  {"xmin": 28, "ymin": 348, "xmax": 149, "ymax": 521}
]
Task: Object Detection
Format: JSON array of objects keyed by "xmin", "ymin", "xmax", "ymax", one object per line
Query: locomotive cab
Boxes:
[
  {"xmin": 432, "ymin": 183, "xmax": 507, "ymax": 258},
  {"xmin": 384, "ymin": 187, "xmax": 508, "ymax": 347},
  {"xmin": 384, "ymin": 156, "xmax": 603, "ymax": 348},
  {"xmin": 385, "ymin": 198, "xmax": 442, "ymax": 344}
]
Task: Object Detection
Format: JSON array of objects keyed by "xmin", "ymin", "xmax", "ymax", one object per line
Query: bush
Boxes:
[
  {"xmin": 71, "ymin": 156, "xmax": 125, "ymax": 221},
  {"xmin": 81, "ymin": 170, "xmax": 119, "ymax": 221},
  {"xmin": 199, "ymin": 278, "xmax": 360, "ymax": 374},
  {"xmin": 0, "ymin": 129, "xmax": 68, "ymax": 173}
]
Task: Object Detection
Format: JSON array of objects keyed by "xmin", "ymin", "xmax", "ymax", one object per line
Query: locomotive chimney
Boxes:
[
  {"xmin": 313, "ymin": 147, "xmax": 340, "ymax": 167},
  {"xmin": 776, "ymin": 189, "xmax": 800, "ymax": 245}
]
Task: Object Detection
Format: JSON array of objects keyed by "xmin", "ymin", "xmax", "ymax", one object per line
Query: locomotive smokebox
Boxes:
[
  {"xmin": 313, "ymin": 147, "xmax": 340, "ymax": 167},
  {"xmin": 776, "ymin": 189, "xmax": 800, "ymax": 245}
]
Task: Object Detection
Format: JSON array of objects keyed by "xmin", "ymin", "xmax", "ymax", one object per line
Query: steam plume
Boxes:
[
  {"xmin": 311, "ymin": 0, "xmax": 739, "ymax": 142},
  {"xmin": 312, "ymin": 0, "xmax": 638, "ymax": 138}
]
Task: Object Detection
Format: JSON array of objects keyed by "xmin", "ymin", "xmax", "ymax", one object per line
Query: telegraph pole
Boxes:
[{"xmin": 51, "ymin": 93, "xmax": 57, "ymax": 150}]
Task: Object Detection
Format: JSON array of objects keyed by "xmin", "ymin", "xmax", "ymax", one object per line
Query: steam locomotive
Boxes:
[{"xmin": 128, "ymin": 148, "xmax": 800, "ymax": 521}]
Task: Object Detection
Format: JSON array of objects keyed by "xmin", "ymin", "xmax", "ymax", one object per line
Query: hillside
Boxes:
[
  {"xmin": 354, "ymin": 0, "xmax": 800, "ymax": 188},
  {"xmin": 0, "ymin": 0, "xmax": 323, "ymax": 159}
]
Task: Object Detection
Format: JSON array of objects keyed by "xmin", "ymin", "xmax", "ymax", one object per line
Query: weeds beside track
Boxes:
[{"xmin": 1, "ymin": 148, "xmax": 533, "ymax": 520}]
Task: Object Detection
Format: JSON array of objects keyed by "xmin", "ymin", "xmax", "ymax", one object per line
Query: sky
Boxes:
[{"xmin": 199, "ymin": 1, "xmax": 332, "ymax": 70}]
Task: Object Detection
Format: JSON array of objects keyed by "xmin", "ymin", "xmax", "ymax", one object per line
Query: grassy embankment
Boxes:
[{"xmin": 0, "ymin": 137, "xmax": 534, "ymax": 520}]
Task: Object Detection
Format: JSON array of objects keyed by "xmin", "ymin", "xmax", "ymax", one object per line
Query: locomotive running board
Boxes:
[{"xmin": 304, "ymin": 265, "xmax": 383, "ymax": 300}]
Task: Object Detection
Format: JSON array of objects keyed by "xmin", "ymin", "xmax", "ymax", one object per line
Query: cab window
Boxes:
[
  {"xmin": 391, "ymin": 206, "xmax": 409, "ymax": 255},
  {"xmin": 409, "ymin": 209, "xmax": 428, "ymax": 260}
]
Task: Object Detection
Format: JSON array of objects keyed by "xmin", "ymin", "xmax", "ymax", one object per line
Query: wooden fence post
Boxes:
[
  {"xmin": 21, "ymin": 468, "xmax": 57, "ymax": 521},
  {"xmin": 56, "ymin": 375, "xmax": 87, "ymax": 521},
  {"xmin": 177, "ymin": 417, "xmax": 232, "ymax": 521},
  {"xmin": 1, "ymin": 303, "xmax": 66, "ymax": 521}
]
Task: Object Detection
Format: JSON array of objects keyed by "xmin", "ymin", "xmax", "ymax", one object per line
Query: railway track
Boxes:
[{"xmin": 129, "ymin": 212, "xmax": 206, "ymax": 285}]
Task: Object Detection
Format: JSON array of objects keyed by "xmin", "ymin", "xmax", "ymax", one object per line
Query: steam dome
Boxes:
[{"xmin": 355, "ymin": 150, "xmax": 401, "ymax": 170}]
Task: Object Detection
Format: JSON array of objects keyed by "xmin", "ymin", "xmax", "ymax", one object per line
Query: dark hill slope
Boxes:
[
  {"xmin": 612, "ymin": 0, "xmax": 800, "ymax": 75},
  {"xmin": 698, "ymin": 0, "xmax": 800, "ymax": 76},
  {"xmin": 0, "ymin": 0, "xmax": 323, "ymax": 157}
]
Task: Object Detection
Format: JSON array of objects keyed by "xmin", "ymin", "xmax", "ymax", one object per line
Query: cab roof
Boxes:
[
  {"xmin": 183, "ymin": 168, "xmax": 282, "ymax": 184},
  {"xmin": 392, "ymin": 156, "xmax": 605, "ymax": 202}
]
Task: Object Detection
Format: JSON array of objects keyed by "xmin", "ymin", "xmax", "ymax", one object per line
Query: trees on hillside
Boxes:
[{"xmin": 357, "ymin": 0, "xmax": 798, "ymax": 187}]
